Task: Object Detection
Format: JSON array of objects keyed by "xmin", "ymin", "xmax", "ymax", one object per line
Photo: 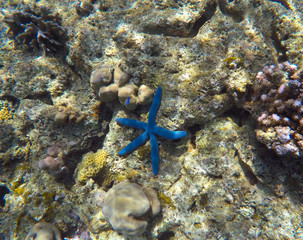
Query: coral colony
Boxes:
[
  {"xmin": 116, "ymin": 86, "xmax": 187, "ymax": 175},
  {"xmin": 90, "ymin": 66, "xmax": 154, "ymax": 111},
  {"xmin": 244, "ymin": 62, "xmax": 303, "ymax": 156},
  {"xmin": 102, "ymin": 182, "xmax": 160, "ymax": 236},
  {"xmin": 3, "ymin": 6, "xmax": 67, "ymax": 55}
]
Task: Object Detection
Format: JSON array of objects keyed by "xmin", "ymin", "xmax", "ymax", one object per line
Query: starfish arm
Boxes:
[
  {"xmin": 153, "ymin": 126, "xmax": 187, "ymax": 140},
  {"xmin": 150, "ymin": 133, "xmax": 159, "ymax": 175},
  {"xmin": 116, "ymin": 118, "xmax": 147, "ymax": 130},
  {"xmin": 118, "ymin": 131, "xmax": 149, "ymax": 155},
  {"xmin": 148, "ymin": 86, "xmax": 162, "ymax": 126}
]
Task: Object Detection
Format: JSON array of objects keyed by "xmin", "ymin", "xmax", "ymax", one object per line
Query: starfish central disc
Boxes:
[{"xmin": 116, "ymin": 86, "xmax": 187, "ymax": 175}]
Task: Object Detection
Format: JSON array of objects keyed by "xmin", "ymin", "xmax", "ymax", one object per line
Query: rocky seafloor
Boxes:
[{"xmin": 0, "ymin": 0, "xmax": 303, "ymax": 239}]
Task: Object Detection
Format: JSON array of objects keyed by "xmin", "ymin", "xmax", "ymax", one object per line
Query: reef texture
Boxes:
[
  {"xmin": 244, "ymin": 62, "xmax": 303, "ymax": 157},
  {"xmin": 1, "ymin": 0, "xmax": 303, "ymax": 239}
]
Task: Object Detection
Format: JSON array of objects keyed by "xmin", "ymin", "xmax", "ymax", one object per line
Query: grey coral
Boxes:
[{"xmin": 3, "ymin": 5, "xmax": 67, "ymax": 55}]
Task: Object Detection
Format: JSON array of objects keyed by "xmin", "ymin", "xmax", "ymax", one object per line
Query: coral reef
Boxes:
[
  {"xmin": 3, "ymin": 5, "xmax": 67, "ymax": 55},
  {"xmin": 25, "ymin": 222, "xmax": 61, "ymax": 240},
  {"xmin": 244, "ymin": 62, "xmax": 303, "ymax": 156},
  {"xmin": 102, "ymin": 181, "xmax": 160, "ymax": 236},
  {"xmin": 1, "ymin": 0, "xmax": 303, "ymax": 239},
  {"xmin": 75, "ymin": 149, "xmax": 107, "ymax": 183}
]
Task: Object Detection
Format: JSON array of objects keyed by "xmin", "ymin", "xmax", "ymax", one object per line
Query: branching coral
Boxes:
[
  {"xmin": 3, "ymin": 5, "xmax": 68, "ymax": 55},
  {"xmin": 244, "ymin": 62, "xmax": 303, "ymax": 156}
]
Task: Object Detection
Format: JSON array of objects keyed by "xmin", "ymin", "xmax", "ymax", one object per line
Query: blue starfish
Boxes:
[{"xmin": 116, "ymin": 86, "xmax": 187, "ymax": 175}]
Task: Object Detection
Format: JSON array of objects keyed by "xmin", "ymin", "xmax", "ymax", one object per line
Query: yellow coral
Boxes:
[
  {"xmin": 223, "ymin": 56, "xmax": 244, "ymax": 69},
  {"xmin": 76, "ymin": 149, "xmax": 107, "ymax": 183},
  {"xmin": 158, "ymin": 192, "xmax": 176, "ymax": 210},
  {"xmin": 13, "ymin": 142, "xmax": 31, "ymax": 161},
  {"xmin": 0, "ymin": 100, "xmax": 13, "ymax": 122}
]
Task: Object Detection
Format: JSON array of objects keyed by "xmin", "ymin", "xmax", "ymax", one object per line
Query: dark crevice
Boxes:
[
  {"xmin": 187, "ymin": 124, "xmax": 203, "ymax": 149},
  {"xmin": 0, "ymin": 95, "xmax": 20, "ymax": 107},
  {"xmin": 188, "ymin": 1, "xmax": 217, "ymax": 37},
  {"xmin": 271, "ymin": 24, "xmax": 288, "ymax": 62},
  {"xmin": 157, "ymin": 230, "xmax": 175, "ymax": 240},
  {"xmin": 24, "ymin": 92, "xmax": 53, "ymax": 105},
  {"xmin": 223, "ymin": 106, "xmax": 251, "ymax": 127},
  {"xmin": 0, "ymin": 186, "xmax": 10, "ymax": 207}
]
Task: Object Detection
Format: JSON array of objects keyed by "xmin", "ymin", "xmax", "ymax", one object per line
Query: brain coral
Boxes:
[
  {"xmin": 75, "ymin": 149, "xmax": 107, "ymax": 183},
  {"xmin": 244, "ymin": 62, "xmax": 303, "ymax": 156},
  {"xmin": 102, "ymin": 181, "xmax": 161, "ymax": 236}
]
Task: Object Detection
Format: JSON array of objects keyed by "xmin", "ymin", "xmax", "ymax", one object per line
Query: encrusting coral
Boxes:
[
  {"xmin": 244, "ymin": 61, "xmax": 303, "ymax": 156},
  {"xmin": 0, "ymin": 100, "xmax": 14, "ymax": 122},
  {"xmin": 75, "ymin": 149, "xmax": 107, "ymax": 183},
  {"xmin": 102, "ymin": 181, "xmax": 161, "ymax": 236},
  {"xmin": 3, "ymin": 5, "xmax": 67, "ymax": 55}
]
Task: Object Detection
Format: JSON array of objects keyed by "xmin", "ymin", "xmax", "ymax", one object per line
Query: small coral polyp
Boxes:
[{"xmin": 245, "ymin": 61, "xmax": 303, "ymax": 156}]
